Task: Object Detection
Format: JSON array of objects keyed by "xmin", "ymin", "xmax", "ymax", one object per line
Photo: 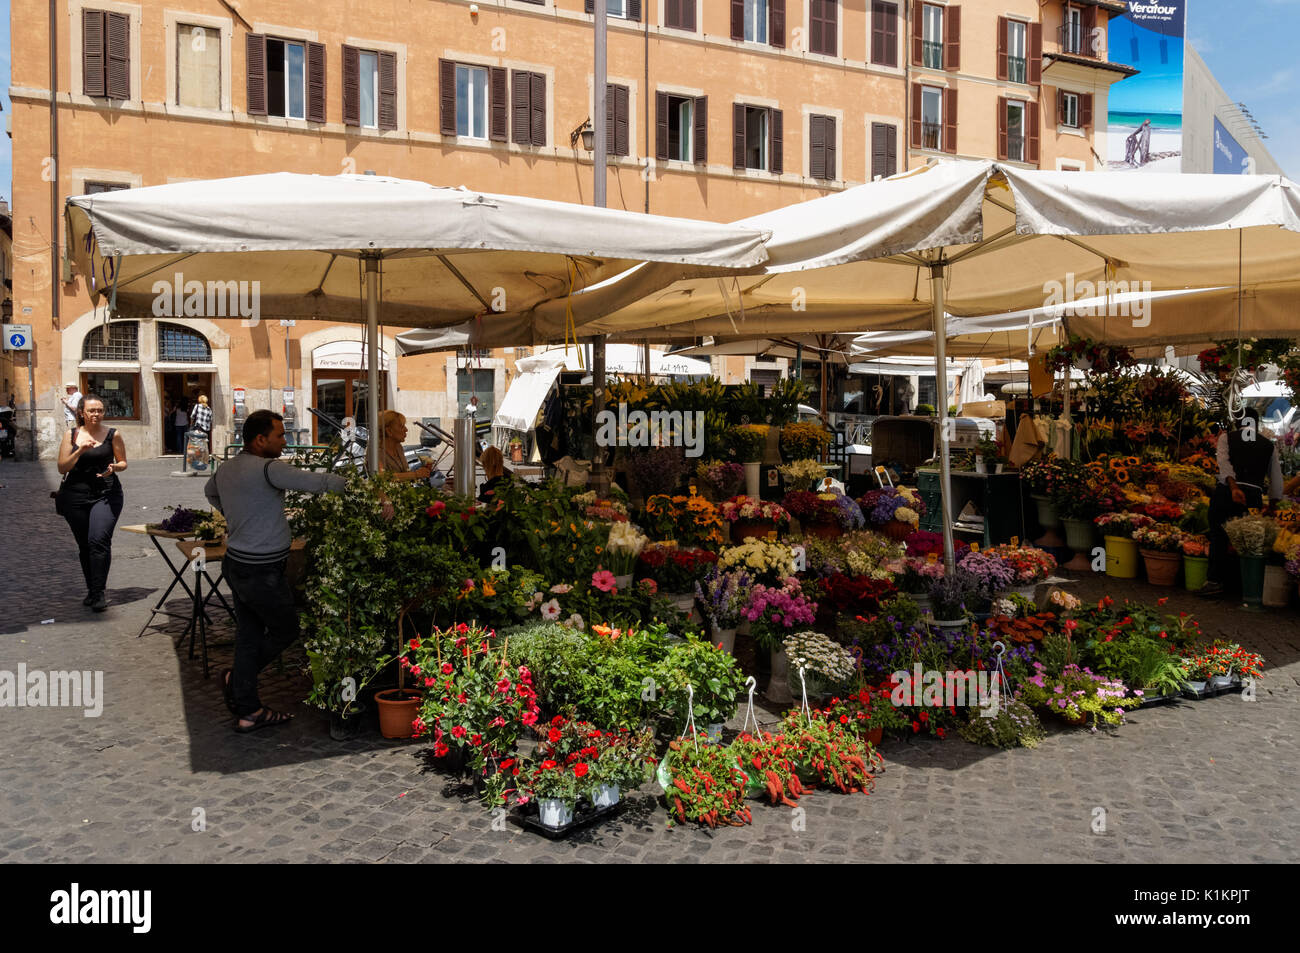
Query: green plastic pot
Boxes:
[
  {"xmin": 1183, "ymin": 555, "xmax": 1209, "ymax": 592},
  {"xmin": 1239, "ymin": 554, "xmax": 1267, "ymax": 610}
]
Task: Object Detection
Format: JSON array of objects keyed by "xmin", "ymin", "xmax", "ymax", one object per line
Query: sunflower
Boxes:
[
  {"xmin": 1115, "ymin": 468, "xmax": 1130, "ymax": 483},
  {"xmin": 1125, "ymin": 456, "xmax": 1141, "ymax": 467}
]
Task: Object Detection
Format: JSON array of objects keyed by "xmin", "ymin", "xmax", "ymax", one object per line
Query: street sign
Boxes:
[{"xmin": 3, "ymin": 324, "xmax": 33, "ymax": 351}]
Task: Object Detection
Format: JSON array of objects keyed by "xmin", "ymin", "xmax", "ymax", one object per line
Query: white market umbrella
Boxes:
[{"xmin": 65, "ymin": 172, "xmax": 768, "ymax": 471}]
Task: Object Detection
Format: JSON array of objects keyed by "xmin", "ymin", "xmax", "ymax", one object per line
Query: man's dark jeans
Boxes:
[
  {"xmin": 1208, "ymin": 482, "xmax": 1264, "ymax": 590},
  {"xmin": 224, "ymin": 556, "xmax": 299, "ymax": 717}
]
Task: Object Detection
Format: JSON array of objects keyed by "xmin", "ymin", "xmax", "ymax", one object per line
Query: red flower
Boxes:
[
  {"xmin": 451, "ymin": 725, "xmax": 467, "ymax": 739},
  {"xmin": 426, "ymin": 501, "xmax": 446, "ymax": 518},
  {"xmin": 919, "ymin": 711, "xmax": 929, "ymax": 723},
  {"xmin": 441, "ymin": 662, "xmax": 454, "ymax": 675},
  {"xmin": 409, "ymin": 666, "xmax": 421, "ymax": 678},
  {"xmin": 456, "ymin": 693, "xmax": 468, "ymax": 704},
  {"xmin": 936, "ymin": 727, "xmax": 946, "ymax": 739},
  {"xmin": 434, "ymin": 742, "xmax": 449, "ymax": 757},
  {"xmin": 408, "ymin": 638, "xmax": 421, "ymax": 650},
  {"xmin": 573, "ymin": 763, "xmax": 589, "ymax": 778},
  {"xmin": 912, "ymin": 720, "xmax": 921, "ymax": 733},
  {"xmin": 471, "ymin": 733, "xmax": 482, "ymax": 746},
  {"xmin": 540, "ymin": 759, "xmax": 558, "ymax": 770},
  {"xmin": 839, "ymin": 715, "xmax": 849, "ymax": 725},
  {"xmin": 548, "ymin": 728, "xmax": 562, "ymax": 744},
  {"xmin": 423, "ymin": 677, "xmax": 435, "ymax": 688}
]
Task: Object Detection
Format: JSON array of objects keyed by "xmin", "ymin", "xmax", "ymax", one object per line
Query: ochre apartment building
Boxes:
[{"xmin": 8, "ymin": 0, "xmax": 1130, "ymax": 459}]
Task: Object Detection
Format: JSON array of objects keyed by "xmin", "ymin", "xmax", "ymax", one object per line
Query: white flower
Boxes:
[
  {"xmin": 540, "ymin": 599, "xmax": 562, "ymax": 621},
  {"xmin": 565, "ymin": 613, "xmax": 585, "ymax": 630}
]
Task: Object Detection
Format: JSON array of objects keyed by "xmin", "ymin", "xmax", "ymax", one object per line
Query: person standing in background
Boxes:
[
  {"xmin": 172, "ymin": 402, "xmax": 189, "ymax": 455},
  {"xmin": 61, "ymin": 382, "xmax": 83, "ymax": 432},
  {"xmin": 190, "ymin": 394, "xmax": 213, "ymax": 451}
]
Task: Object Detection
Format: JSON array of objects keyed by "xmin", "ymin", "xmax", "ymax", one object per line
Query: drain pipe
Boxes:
[
  {"xmin": 49, "ymin": 0, "xmax": 60, "ymax": 324},
  {"xmin": 903, "ymin": 1, "xmax": 911, "ymax": 172},
  {"xmin": 644, "ymin": 11, "xmax": 650, "ymax": 213}
]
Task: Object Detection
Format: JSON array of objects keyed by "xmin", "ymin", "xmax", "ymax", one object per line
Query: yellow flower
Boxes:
[{"xmin": 482, "ymin": 581, "xmax": 497, "ymax": 598}]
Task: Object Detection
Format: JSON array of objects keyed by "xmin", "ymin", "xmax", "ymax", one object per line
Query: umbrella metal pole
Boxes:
[
  {"xmin": 364, "ymin": 255, "xmax": 381, "ymax": 475},
  {"xmin": 931, "ymin": 263, "xmax": 956, "ymax": 576},
  {"xmin": 591, "ymin": 335, "xmax": 608, "ymax": 493}
]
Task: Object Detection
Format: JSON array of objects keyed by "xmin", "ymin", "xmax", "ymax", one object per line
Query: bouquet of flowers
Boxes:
[
  {"xmin": 956, "ymin": 550, "xmax": 1017, "ymax": 605},
  {"xmin": 605, "ymin": 521, "xmax": 648, "ymax": 575},
  {"xmin": 638, "ymin": 542, "xmax": 719, "ymax": 593},
  {"xmin": 644, "ymin": 491, "xmax": 726, "ymax": 548},
  {"xmin": 858, "ymin": 486, "xmax": 925, "ymax": 528},
  {"xmin": 742, "ymin": 579, "xmax": 818, "ymax": 649},
  {"xmin": 984, "ymin": 544, "xmax": 1056, "ymax": 584},
  {"xmin": 718, "ymin": 495, "xmax": 791, "ymax": 525},
  {"xmin": 779, "ymin": 458, "xmax": 828, "ymax": 491},
  {"xmin": 897, "ymin": 555, "xmax": 947, "ymax": 594},
  {"xmin": 694, "ymin": 460, "xmax": 746, "ymax": 500},
  {"xmin": 1020, "ymin": 457, "xmax": 1068, "ymax": 497},
  {"xmin": 1094, "ymin": 512, "xmax": 1155, "ymax": 538},
  {"xmin": 195, "ymin": 510, "xmax": 227, "ymax": 541},
  {"xmin": 819, "ymin": 573, "xmax": 898, "ymax": 614},
  {"xmin": 1132, "ymin": 523, "xmax": 1186, "ymax": 554},
  {"xmin": 780, "ymin": 422, "xmax": 832, "ymax": 460},
  {"xmin": 729, "ymin": 424, "xmax": 770, "ymax": 463},
  {"xmin": 573, "ymin": 490, "xmax": 630, "ymax": 523},
  {"xmin": 717, "ymin": 538, "xmax": 797, "ymax": 583},
  {"xmin": 154, "ymin": 505, "xmax": 211, "ymax": 534},
  {"xmin": 695, "ymin": 567, "xmax": 754, "ymax": 629},
  {"xmin": 782, "ymin": 489, "xmax": 866, "ymax": 529},
  {"xmin": 1223, "ymin": 513, "xmax": 1278, "ymax": 557},
  {"xmin": 783, "ymin": 630, "xmax": 856, "ymax": 686},
  {"xmin": 1180, "ymin": 534, "xmax": 1210, "ymax": 558},
  {"xmin": 903, "ymin": 530, "xmax": 968, "ymax": 560},
  {"xmin": 839, "ymin": 531, "xmax": 907, "ymax": 578}
]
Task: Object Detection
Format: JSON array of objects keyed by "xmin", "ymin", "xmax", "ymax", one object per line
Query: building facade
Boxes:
[{"xmin": 9, "ymin": 0, "xmax": 1123, "ymax": 459}]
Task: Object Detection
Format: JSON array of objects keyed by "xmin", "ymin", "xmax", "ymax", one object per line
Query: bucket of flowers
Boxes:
[
  {"xmin": 717, "ymin": 537, "xmax": 797, "ymax": 586},
  {"xmin": 605, "ymin": 521, "xmax": 648, "ymax": 590},
  {"xmin": 644, "ymin": 491, "xmax": 726, "ymax": 548},
  {"xmin": 1132, "ymin": 523, "xmax": 1186, "ymax": 587},
  {"xmin": 778, "ymin": 458, "xmax": 828, "ymax": 492},
  {"xmin": 1094, "ymin": 512, "xmax": 1155, "ymax": 579},
  {"xmin": 783, "ymin": 630, "xmax": 856, "ymax": 703},
  {"xmin": 694, "ymin": 567, "xmax": 754, "ymax": 653},
  {"xmin": 743, "ymin": 578, "xmax": 818, "ymax": 704},
  {"xmin": 694, "ymin": 460, "xmax": 746, "ymax": 501},
  {"xmin": 782, "ymin": 488, "xmax": 865, "ymax": 539},
  {"xmin": 955, "ymin": 550, "xmax": 1017, "ymax": 611},
  {"xmin": 984, "ymin": 544, "xmax": 1057, "ymax": 599},
  {"xmin": 857, "ymin": 486, "xmax": 924, "ymax": 540},
  {"xmin": 1180, "ymin": 533, "xmax": 1211, "ymax": 591},
  {"xmin": 780, "ymin": 421, "xmax": 832, "ymax": 462},
  {"xmin": 718, "ymin": 495, "xmax": 791, "ymax": 542}
]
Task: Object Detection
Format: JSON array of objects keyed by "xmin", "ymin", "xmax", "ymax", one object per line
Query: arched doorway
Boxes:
[
  {"xmin": 154, "ymin": 323, "xmax": 217, "ymax": 453},
  {"xmin": 310, "ymin": 340, "xmax": 391, "ymax": 442}
]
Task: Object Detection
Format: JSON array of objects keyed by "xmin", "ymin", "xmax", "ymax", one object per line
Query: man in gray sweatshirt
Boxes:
[{"xmin": 205, "ymin": 410, "xmax": 346, "ymax": 733}]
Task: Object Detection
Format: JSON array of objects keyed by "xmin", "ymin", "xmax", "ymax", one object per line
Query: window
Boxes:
[
  {"xmin": 246, "ymin": 34, "xmax": 325, "ymax": 121},
  {"xmin": 809, "ymin": 114, "xmax": 836, "ymax": 180},
  {"xmin": 82, "ymin": 322, "xmax": 138, "ymax": 361},
  {"xmin": 921, "ymin": 86, "xmax": 942, "ymax": 150},
  {"xmin": 922, "ymin": 4, "xmax": 942, "ymax": 69},
  {"xmin": 809, "ymin": 0, "xmax": 838, "ymax": 57},
  {"xmin": 605, "ymin": 84, "xmax": 630, "ymax": 157},
  {"xmin": 458, "ymin": 65, "xmax": 489, "ymax": 139},
  {"xmin": 177, "ymin": 24, "xmax": 220, "ymax": 109},
  {"xmin": 343, "ymin": 47, "xmax": 397, "ymax": 130},
  {"xmin": 1057, "ymin": 90, "xmax": 1092, "ymax": 129},
  {"xmin": 871, "ymin": 2, "xmax": 898, "ymax": 67},
  {"xmin": 733, "ymin": 104, "xmax": 782, "ymax": 173},
  {"xmin": 82, "ymin": 10, "xmax": 130, "ymax": 100},
  {"xmin": 457, "ymin": 368, "xmax": 495, "ymax": 423},
  {"xmin": 871, "ymin": 122, "xmax": 897, "ymax": 179},
  {"xmin": 665, "ymin": 0, "xmax": 697, "ymax": 31},
  {"xmin": 157, "ymin": 324, "xmax": 212, "ymax": 363},
  {"xmin": 732, "ymin": 0, "xmax": 784, "ymax": 48},
  {"xmin": 440, "ymin": 60, "xmax": 507, "ymax": 142},
  {"xmin": 998, "ymin": 96, "xmax": 1038, "ymax": 164},
  {"xmin": 511, "ymin": 70, "xmax": 547, "ymax": 146},
  {"xmin": 1007, "ymin": 20, "xmax": 1026, "ymax": 83},
  {"xmin": 1060, "ymin": 91, "xmax": 1078, "ymax": 128},
  {"xmin": 656, "ymin": 93, "xmax": 707, "ymax": 163},
  {"xmin": 1063, "ymin": 5, "xmax": 1083, "ymax": 54},
  {"xmin": 1006, "ymin": 100, "xmax": 1025, "ymax": 162},
  {"xmin": 84, "ymin": 181, "xmax": 129, "ymax": 194},
  {"xmin": 582, "ymin": 0, "xmax": 642, "ymax": 20},
  {"xmin": 81, "ymin": 373, "xmax": 139, "ymax": 420}
]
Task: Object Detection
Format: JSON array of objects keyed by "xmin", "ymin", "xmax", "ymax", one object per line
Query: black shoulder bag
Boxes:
[{"xmin": 52, "ymin": 428, "xmax": 75, "ymax": 516}]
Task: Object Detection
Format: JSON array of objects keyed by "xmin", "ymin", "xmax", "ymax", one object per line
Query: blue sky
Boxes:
[{"xmin": 0, "ymin": 0, "xmax": 1293, "ymax": 201}]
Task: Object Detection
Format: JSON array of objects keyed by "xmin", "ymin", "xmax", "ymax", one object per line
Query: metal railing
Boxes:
[
  {"xmin": 1008, "ymin": 55, "xmax": 1026, "ymax": 83},
  {"xmin": 921, "ymin": 121, "xmax": 942, "ymax": 151},
  {"xmin": 922, "ymin": 40, "xmax": 943, "ymax": 69},
  {"xmin": 1006, "ymin": 134, "xmax": 1025, "ymax": 162},
  {"xmin": 1058, "ymin": 23, "xmax": 1096, "ymax": 57}
]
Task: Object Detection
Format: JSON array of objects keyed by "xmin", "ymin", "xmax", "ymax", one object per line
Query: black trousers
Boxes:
[
  {"xmin": 1208, "ymin": 482, "xmax": 1264, "ymax": 589},
  {"xmin": 223, "ymin": 556, "xmax": 301, "ymax": 717},
  {"xmin": 63, "ymin": 489, "xmax": 124, "ymax": 595}
]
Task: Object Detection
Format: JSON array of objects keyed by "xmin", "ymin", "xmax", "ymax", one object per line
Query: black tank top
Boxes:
[{"xmin": 63, "ymin": 428, "xmax": 121, "ymax": 503}]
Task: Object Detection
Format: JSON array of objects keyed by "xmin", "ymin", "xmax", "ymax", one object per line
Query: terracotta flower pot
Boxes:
[
  {"xmin": 1140, "ymin": 549, "xmax": 1181, "ymax": 587},
  {"xmin": 866, "ymin": 727, "xmax": 884, "ymax": 746},
  {"xmin": 804, "ymin": 520, "xmax": 842, "ymax": 540},
  {"xmin": 732, "ymin": 518, "xmax": 777, "ymax": 543},
  {"xmin": 375, "ymin": 688, "xmax": 423, "ymax": 739},
  {"xmin": 884, "ymin": 520, "xmax": 912, "ymax": 541}
]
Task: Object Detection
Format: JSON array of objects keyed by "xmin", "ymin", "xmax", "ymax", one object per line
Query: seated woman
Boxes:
[
  {"xmin": 477, "ymin": 446, "xmax": 512, "ymax": 504},
  {"xmin": 377, "ymin": 410, "xmax": 431, "ymax": 483}
]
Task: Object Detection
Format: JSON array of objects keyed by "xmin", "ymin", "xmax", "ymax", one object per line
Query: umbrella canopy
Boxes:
[
  {"xmin": 64, "ymin": 172, "xmax": 770, "ymax": 327},
  {"xmin": 526, "ymin": 344, "xmax": 711, "ymax": 377},
  {"xmin": 675, "ymin": 333, "xmax": 863, "ymax": 361}
]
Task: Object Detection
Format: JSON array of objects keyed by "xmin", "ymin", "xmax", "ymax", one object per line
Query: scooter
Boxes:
[{"xmin": 0, "ymin": 407, "xmax": 16, "ymax": 458}]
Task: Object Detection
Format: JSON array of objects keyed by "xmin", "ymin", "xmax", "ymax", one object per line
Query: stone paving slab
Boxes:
[{"xmin": 1, "ymin": 457, "xmax": 1298, "ymax": 863}]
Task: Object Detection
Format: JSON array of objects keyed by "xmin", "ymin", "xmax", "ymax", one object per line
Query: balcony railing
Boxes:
[
  {"xmin": 1006, "ymin": 134, "xmax": 1025, "ymax": 163},
  {"xmin": 1058, "ymin": 23, "xmax": 1099, "ymax": 58},
  {"xmin": 1008, "ymin": 55, "xmax": 1026, "ymax": 83},
  {"xmin": 921, "ymin": 121, "xmax": 942, "ymax": 151},
  {"xmin": 922, "ymin": 40, "xmax": 943, "ymax": 69}
]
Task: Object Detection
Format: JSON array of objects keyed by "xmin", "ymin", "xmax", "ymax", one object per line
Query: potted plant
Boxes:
[
  {"xmin": 975, "ymin": 433, "xmax": 1005, "ymax": 474},
  {"xmin": 1094, "ymin": 512, "xmax": 1155, "ymax": 579},
  {"xmin": 718, "ymin": 495, "xmax": 791, "ymax": 543},
  {"xmin": 1018, "ymin": 661, "xmax": 1140, "ymax": 727},
  {"xmin": 1173, "ymin": 533, "xmax": 1208, "ymax": 592},
  {"xmin": 526, "ymin": 758, "xmax": 582, "ymax": 828},
  {"xmin": 783, "ymin": 630, "xmax": 856, "ymax": 702},
  {"xmin": 956, "ymin": 550, "xmax": 1017, "ymax": 611},
  {"xmin": 730, "ymin": 424, "xmax": 770, "ymax": 497},
  {"xmin": 695, "ymin": 567, "xmax": 754, "ymax": 654},
  {"xmin": 778, "ymin": 457, "xmax": 828, "ymax": 492},
  {"xmin": 605, "ymin": 521, "xmax": 648, "ymax": 591},
  {"xmin": 377, "ymin": 624, "xmax": 426, "ymax": 740},
  {"xmin": 1180, "ymin": 650, "xmax": 1226, "ymax": 698},
  {"xmin": 509, "ymin": 437, "xmax": 524, "ymax": 463},
  {"xmin": 657, "ymin": 635, "xmax": 746, "ymax": 740},
  {"xmin": 586, "ymin": 726, "xmax": 656, "ymax": 808},
  {"xmin": 660, "ymin": 739, "xmax": 752, "ymax": 828},
  {"xmin": 1224, "ymin": 513, "xmax": 1279, "ymax": 610},
  {"xmin": 897, "ymin": 556, "xmax": 946, "ymax": 615},
  {"xmin": 1021, "ymin": 457, "xmax": 1066, "ymax": 536},
  {"xmin": 742, "ymin": 580, "xmax": 818, "ymax": 704},
  {"xmin": 1132, "ymin": 523, "xmax": 1186, "ymax": 587},
  {"xmin": 984, "ymin": 544, "xmax": 1056, "ymax": 600},
  {"xmin": 927, "ymin": 574, "xmax": 975, "ymax": 629},
  {"xmin": 858, "ymin": 486, "xmax": 925, "ymax": 541},
  {"xmin": 695, "ymin": 459, "xmax": 745, "ymax": 501}
]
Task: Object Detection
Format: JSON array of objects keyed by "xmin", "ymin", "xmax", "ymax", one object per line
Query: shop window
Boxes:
[
  {"xmin": 82, "ymin": 322, "xmax": 139, "ymax": 361},
  {"xmin": 157, "ymin": 323, "xmax": 212, "ymax": 363},
  {"xmin": 81, "ymin": 372, "xmax": 140, "ymax": 420}
]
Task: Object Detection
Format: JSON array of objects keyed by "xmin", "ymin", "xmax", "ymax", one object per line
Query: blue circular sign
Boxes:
[{"xmin": 8, "ymin": 333, "xmax": 26, "ymax": 348}]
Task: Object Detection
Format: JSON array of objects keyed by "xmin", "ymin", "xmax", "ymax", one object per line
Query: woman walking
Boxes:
[{"xmin": 57, "ymin": 394, "xmax": 128, "ymax": 611}]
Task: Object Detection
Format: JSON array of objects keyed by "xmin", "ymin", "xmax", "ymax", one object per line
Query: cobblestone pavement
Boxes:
[{"xmin": 1, "ymin": 456, "xmax": 1298, "ymax": 863}]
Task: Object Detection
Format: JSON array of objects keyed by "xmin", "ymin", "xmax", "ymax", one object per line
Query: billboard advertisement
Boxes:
[
  {"xmin": 1213, "ymin": 117, "xmax": 1250, "ymax": 174},
  {"xmin": 1107, "ymin": 1, "xmax": 1187, "ymax": 172}
]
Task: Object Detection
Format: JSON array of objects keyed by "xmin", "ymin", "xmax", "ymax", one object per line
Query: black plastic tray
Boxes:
[{"xmin": 512, "ymin": 799, "xmax": 622, "ymax": 839}]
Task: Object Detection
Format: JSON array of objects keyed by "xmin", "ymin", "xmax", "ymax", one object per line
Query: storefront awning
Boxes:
[
  {"xmin": 151, "ymin": 362, "xmax": 218, "ymax": 373},
  {"xmin": 78, "ymin": 360, "xmax": 141, "ymax": 372},
  {"xmin": 312, "ymin": 340, "xmax": 391, "ymax": 371},
  {"xmin": 494, "ymin": 362, "xmax": 563, "ymax": 433}
]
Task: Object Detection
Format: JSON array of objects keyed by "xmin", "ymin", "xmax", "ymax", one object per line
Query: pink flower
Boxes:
[
  {"xmin": 521, "ymin": 711, "xmax": 539, "ymax": 726},
  {"xmin": 591, "ymin": 569, "xmax": 618, "ymax": 593}
]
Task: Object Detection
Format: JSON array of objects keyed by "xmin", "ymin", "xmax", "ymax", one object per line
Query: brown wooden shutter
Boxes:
[
  {"xmin": 770, "ymin": 0, "xmax": 786, "ymax": 48},
  {"xmin": 378, "ymin": 51, "xmax": 397, "ymax": 130},
  {"xmin": 886, "ymin": 123, "xmax": 897, "ymax": 175},
  {"xmin": 246, "ymin": 33, "xmax": 267, "ymax": 116},
  {"xmin": 810, "ymin": 116, "xmax": 826, "ymax": 180},
  {"xmin": 693, "ymin": 95, "xmax": 708, "ymax": 163},
  {"xmin": 996, "ymin": 96, "xmax": 1008, "ymax": 159},
  {"xmin": 1026, "ymin": 100, "xmax": 1039, "ymax": 165},
  {"xmin": 731, "ymin": 0, "xmax": 744, "ymax": 39},
  {"xmin": 83, "ymin": 10, "xmax": 106, "ymax": 98},
  {"xmin": 666, "ymin": 0, "xmax": 680, "ymax": 29},
  {"xmin": 105, "ymin": 12, "xmax": 129, "ymax": 100},
  {"xmin": 910, "ymin": 82, "xmax": 922, "ymax": 147},
  {"xmin": 811, "ymin": 1, "xmax": 837, "ymax": 57},
  {"xmin": 530, "ymin": 72, "xmax": 546, "ymax": 146},
  {"xmin": 440, "ymin": 59, "xmax": 457, "ymax": 135},
  {"xmin": 342, "ymin": 46, "xmax": 360, "ymax": 126},
  {"xmin": 606, "ymin": 84, "xmax": 629, "ymax": 156},
  {"xmin": 911, "ymin": 2, "xmax": 923, "ymax": 66},
  {"xmin": 585, "ymin": 0, "xmax": 594, "ymax": 12},
  {"xmin": 824, "ymin": 115, "xmax": 836, "ymax": 180},
  {"xmin": 655, "ymin": 92, "xmax": 669, "ymax": 159},
  {"xmin": 1082, "ymin": 4, "xmax": 1097, "ymax": 53},
  {"xmin": 1055, "ymin": 88, "xmax": 1063, "ymax": 126},
  {"xmin": 942, "ymin": 87, "xmax": 957, "ymax": 154},
  {"xmin": 628, "ymin": 0, "xmax": 642, "ymax": 21},
  {"xmin": 490, "ymin": 67, "xmax": 508, "ymax": 141},
  {"xmin": 871, "ymin": 122, "xmax": 886, "ymax": 178},
  {"xmin": 996, "ymin": 17, "xmax": 1008, "ymax": 81},
  {"xmin": 306, "ymin": 41, "xmax": 326, "ymax": 123},
  {"xmin": 1080, "ymin": 93, "xmax": 1093, "ymax": 128},
  {"xmin": 681, "ymin": 0, "xmax": 697, "ymax": 31},
  {"xmin": 871, "ymin": 3, "xmax": 884, "ymax": 63},
  {"xmin": 511, "ymin": 70, "xmax": 529, "ymax": 144},
  {"xmin": 733, "ymin": 103, "xmax": 746, "ymax": 168},
  {"xmin": 1028, "ymin": 22, "xmax": 1042, "ymax": 84},
  {"xmin": 770, "ymin": 108, "xmax": 783, "ymax": 174},
  {"xmin": 943, "ymin": 5, "xmax": 960, "ymax": 72}
]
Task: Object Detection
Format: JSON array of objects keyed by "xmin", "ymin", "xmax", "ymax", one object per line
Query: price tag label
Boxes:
[
  {"xmin": 970, "ymin": 542, "xmax": 980, "ymax": 553},
  {"xmin": 926, "ymin": 553, "xmax": 939, "ymax": 564},
  {"xmin": 1010, "ymin": 536, "xmax": 1020, "ymax": 547}
]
